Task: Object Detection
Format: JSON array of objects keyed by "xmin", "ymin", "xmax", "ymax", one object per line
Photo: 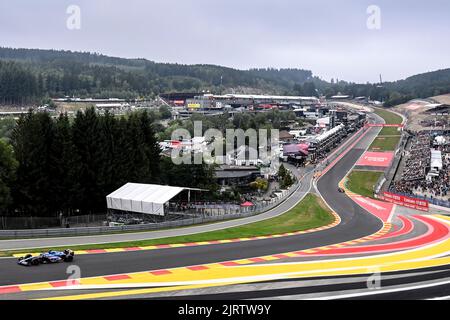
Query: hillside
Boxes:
[
  {"xmin": 382, "ymin": 69, "xmax": 450, "ymax": 106},
  {"xmin": 314, "ymin": 69, "xmax": 450, "ymax": 107},
  {"xmin": 0, "ymin": 47, "xmax": 449, "ymax": 107},
  {"xmin": 0, "ymin": 47, "xmax": 313, "ymax": 104}
]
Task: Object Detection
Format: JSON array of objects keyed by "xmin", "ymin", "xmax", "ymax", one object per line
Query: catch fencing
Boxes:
[
  {"xmin": 0, "ymin": 181, "xmax": 301, "ymax": 239},
  {"xmin": 386, "ymin": 191, "xmax": 450, "ymax": 209},
  {"xmin": 0, "ymin": 123, "xmax": 368, "ymax": 239},
  {"xmin": 0, "ymin": 214, "xmax": 107, "ymax": 230}
]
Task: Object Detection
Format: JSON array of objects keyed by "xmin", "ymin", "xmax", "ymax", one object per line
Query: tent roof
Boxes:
[
  {"xmin": 107, "ymin": 183, "xmax": 184, "ymax": 205},
  {"xmin": 430, "ymin": 150, "xmax": 443, "ymax": 169},
  {"xmin": 283, "ymin": 144, "xmax": 309, "ymax": 156},
  {"xmin": 106, "ymin": 183, "xmax": 208, "ymax": 216},
  {"xmin": 107, "ymin": 183, "xmax": 205, "ymax": 205}
]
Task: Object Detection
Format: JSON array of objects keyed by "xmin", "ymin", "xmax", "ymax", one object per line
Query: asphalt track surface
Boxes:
[
  {"xmin": 136, "ymin": 266, "xmax": 450, "ymax": 300},
  {"xmin": 0, "ymin": 124, "xmax": 383, "ymax": 287},
  {"xmin": 0, "ymin": 169, "xmax": 312, "ymax": 251},
  {"xmin": 0, "ymin": 116, "xmax": 367, "ymax": 252}
]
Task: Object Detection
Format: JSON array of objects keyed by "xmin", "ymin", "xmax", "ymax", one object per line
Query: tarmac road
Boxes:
[
  {"xmin": 0, "ymin": 113, "xmax": 372, "ymax": 252},
  {"xmin": 0, "ymin": 167, "xmax": 313, "ymax": 251},
  {"xmin": 0, "ymin": 122, "xmax": 384, "ymax": 287}
]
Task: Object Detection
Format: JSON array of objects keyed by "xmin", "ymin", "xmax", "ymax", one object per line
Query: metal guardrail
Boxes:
[
  {"xmin": 0, "ymin": 125, "xmax": 366, "ymax": 239},
  {"xmin": 388, "ymin": 191, "xmax": 450, "ymax": 209},
  {"xmin": 374, "ymin": 132, "xmax": 408, "ymax": 194},
  {"xmin": 0, "ymin": 180, "xmax": 302, "ymax": 239},
  {"xmin": 373, "ymin": 133, "xmax": 449, "ymax": 209},
  {"xmin": 0, "ymin": 214, "xmax": 108, "ymax": 230}
]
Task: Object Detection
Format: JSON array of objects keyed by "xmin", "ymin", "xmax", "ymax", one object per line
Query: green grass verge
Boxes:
[
  {"xmin": 379, "ymin": 126, "xmax": 402, "ymax": 136},
  {"xmin": 348, "ymin": 107, "xmax": 399, "ymax": 199},
  {"xmin": 0, "ymin": 194, "xmax": 335, "ymax": 257},
  {"xmin": 374, "ymin": 108, "xmax": 403, "ymax": 125},
  {"xmin": 369, "ymin": 136, "xmax": 401, "ymax": 151},
  {"xmin": 347, "ymin": 171, "xmax": 383, "ymax": 198}
]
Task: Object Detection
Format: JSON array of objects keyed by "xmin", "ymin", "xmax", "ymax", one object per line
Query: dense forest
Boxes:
[
  {"xmin": 0, "ymin": 47, "xmax": 313, "ymax": 103},
  {"xmin": 0, "ymin": 109, "xmax": 217, "ymax": 217},
  {"xmin": 0, "ymin": 109, "xmax": 300, "ymax": 217},
  {"xmin": 0, "ymin": 47, "xmax": 449, "ymax": 108},
  {"xmin": 319, "ymin": 69, "xmax": 450, "ymax": 107}
]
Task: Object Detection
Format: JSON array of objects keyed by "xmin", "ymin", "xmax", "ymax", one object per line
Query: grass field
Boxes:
[
  {"xmin": 347, "ymin": 171, "xmax": 383, "ymax": 198},
  {"xmin": 379, "ymin": 126, "xmax": 402, "ymax": 136},
  {"xmin": 347, "ymin": 107, "xmax": 399, "ymax": 198},
  {"xmin": 374, "ymin": 108, "xmax": 403, "ymax": 125},
  {"xmin": 369, "ymin": 136, "xmax": 401, "ymax": 151},
  {"xmin": 0, "ymin": 194, "xmax": 335, "ymax": 256}
]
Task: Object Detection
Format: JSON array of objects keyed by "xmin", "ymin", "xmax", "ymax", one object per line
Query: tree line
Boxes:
[
  {"xmin": 0, "ymin": 108, "xmax": 217, "ymax": 217},
  {"xmin": 0, "ymin": 60, "xmax": 42, "ymax": 104},
  {"xmin": 314, "ymin": 69, "xmax": 450, "ymax": 105},
  {"xmin": 158, "ymin": 109, "xmax": 300, "ymax": 142},
  {"xmin": 0, "ymin": 48, "xmax": 314, "ymax": 102},
  {"xmin": 1, "ymin": 47, "xmax": 449, "ymax": 109}
]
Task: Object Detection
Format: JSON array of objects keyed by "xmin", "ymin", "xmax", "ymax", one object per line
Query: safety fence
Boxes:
[
  {"xmin": 0, "ymin": 124, "xmax": 367, "ymax": 239},
  {"xmin": 386, "ymin": 191, "xmax": 450, "ymax": 209},
  {"xmin": 0, "ymin": 180, "xmax": 302, "ymax": 239},
  {"xmin": 374, "ymin": 131, "xmax": 450, "ymax": 209},
  {"xmin": 0, "ymin": 214, "xmax": 108, "ymax": 230},
  {"xmin": 374, "ymin": 133, "xmax": 409, "ymax": 194}
]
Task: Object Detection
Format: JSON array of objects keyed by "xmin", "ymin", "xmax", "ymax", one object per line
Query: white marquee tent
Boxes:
[{"xmin": 106, "ymin": 183, "xmax": 202, "ymax": 216}]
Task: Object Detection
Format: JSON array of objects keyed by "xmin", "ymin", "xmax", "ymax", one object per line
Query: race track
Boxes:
[
  {"xmin": 0, "ymin": 127, "xmax": 381, "ymax": 285},
  {"xmin": 1, "ymin": 110, "xmax": 449, "ymax": 300}
]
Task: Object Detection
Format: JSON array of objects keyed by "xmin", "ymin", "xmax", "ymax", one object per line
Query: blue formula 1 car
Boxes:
[{"xmin": 18, "ymin": 249, "xmax": 74, "ymax": 266}]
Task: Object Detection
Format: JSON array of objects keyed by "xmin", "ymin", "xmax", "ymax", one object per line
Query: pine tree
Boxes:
[
  {"xmin": 71, "ymin": 107, "xmax": 103, "ymax": 214},
  {"xmin": 113, "ymin": 117, "xmax": 133, "ymax": 187},
  {"xmin": 139, "ymin": 111, "xmax": 161, "ymax": 183},
  {"xmin": 51, "ymin": 113, "xmax": 79, "ymax": 216},
  {"xmin": 96, "ymin": 111, "xmax": 118, "ymax": 196},
  {"xmin": 278, "ymin": 164, "xmax": 287, "ymax": 179},
  {"xmin": 0, "ymin": 139, "xmax": 17, "ymax": 213},
  {"xmin": 11, "ymin": 111, "xmax": 56, "ymax": 216}
]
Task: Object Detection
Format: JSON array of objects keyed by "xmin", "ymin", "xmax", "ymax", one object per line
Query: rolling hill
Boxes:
[{"xmin": 0, "ymin": 47, "xmax": 449, "ymax": 107}]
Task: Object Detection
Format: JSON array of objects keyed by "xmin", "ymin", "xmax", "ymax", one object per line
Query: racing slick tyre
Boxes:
[{"xmin": 41, "ymin": 257, "xmax": 50, "ymax": 264}]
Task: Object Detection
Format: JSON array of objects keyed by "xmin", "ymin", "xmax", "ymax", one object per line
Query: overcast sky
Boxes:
[{"xmin": 1, "ymin": 0, "xmax": 449, "ymax": 83}]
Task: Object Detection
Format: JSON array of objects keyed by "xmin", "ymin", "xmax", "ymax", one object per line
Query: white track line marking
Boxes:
[{"xmin": 310, "ymin": 278, "xmax": 450, "ymax": 300}]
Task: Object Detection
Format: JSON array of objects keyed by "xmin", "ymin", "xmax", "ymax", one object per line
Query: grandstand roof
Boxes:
[
  {"xmin": 431, "ymin": 150, "xmax": 443, "ymax": 170},
  {"xmin": 313, "ymin": 124, "xmax": 345, "ymax": 143},
  {"xmin": 202, "ymin": 94, "xmax": 319, "ymax": 101}
]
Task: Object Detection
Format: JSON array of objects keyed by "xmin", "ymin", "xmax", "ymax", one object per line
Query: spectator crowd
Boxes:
[{"xmin": 391, "ymin": 132, "xmax": 449, "ymax": 202}]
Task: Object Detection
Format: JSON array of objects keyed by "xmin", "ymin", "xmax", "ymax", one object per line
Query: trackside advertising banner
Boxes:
[
  {"xmin": 357, "ymin": 151, "xmax": 394, "ymax": 167},
  {"xmin": 380, "ymin": 192, "xmax": 429, "ymax": 212}
]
